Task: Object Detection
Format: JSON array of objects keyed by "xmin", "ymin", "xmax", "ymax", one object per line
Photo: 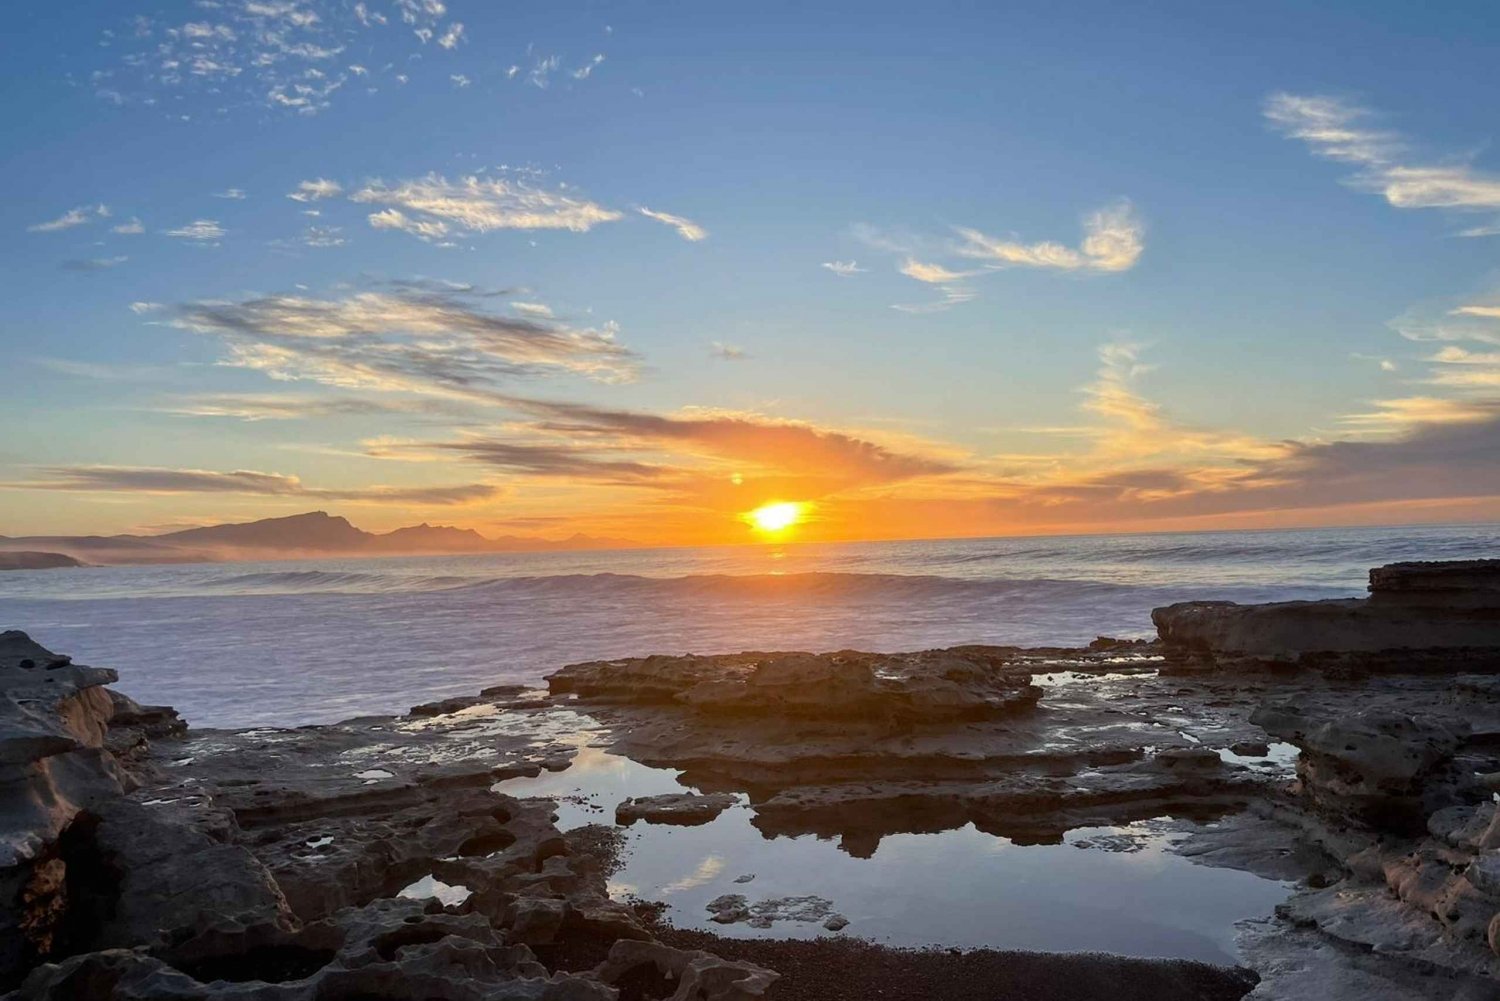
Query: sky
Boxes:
[{"xmin": 3, "ymin": 0, "xmax": 1500, "ymax": 546}]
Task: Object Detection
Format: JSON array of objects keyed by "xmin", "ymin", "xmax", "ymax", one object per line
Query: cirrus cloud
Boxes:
[{"xmin": 351, "ymin": 173, "xmax": 623, "ymax": 241}]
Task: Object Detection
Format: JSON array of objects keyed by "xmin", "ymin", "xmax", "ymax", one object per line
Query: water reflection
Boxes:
[{"xmin": 495, "ymin": 746, "xmax": 1288, "ymax": 964}]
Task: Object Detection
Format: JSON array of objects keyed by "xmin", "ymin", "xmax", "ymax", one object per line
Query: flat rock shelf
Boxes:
[{"xmin": 2, "ymin": 559, "xmax": 1500, "ymax": 1000}]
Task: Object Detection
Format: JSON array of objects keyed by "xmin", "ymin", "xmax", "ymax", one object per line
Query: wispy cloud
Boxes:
[
  {"xmin": 298, "ymin": 225, "xmax": 346, "ymax": 248},
  {"xmin": 60, "ymin": 256, "xmax": 129, "ymax": 272},
  {"xmin": 637, "ymin": 206, "xmax": 707, "ymax": 241},
  {"xmin": 288, "ymin": 178, "xmax": 342, "ymax": 202},
  {"xmin": 112, "ymin": 217, "xmax": 145, "ymax": 235},
  {"xmin": 899, "ymin": 259, "xmax": 977, "ymax": 284},
  {"xmin": 953, "ymin": 201, "xmax": 1144, "ymax": 272},
  {"xmin": 711, "ymin": 342, "xmax": 748, "ymax": 361},
  {"xmin": 149, "ymin": 282, "xmax": 641, "ymax": 393},
  {"xmin": 163, "ymin": 219, "xmax": 226, "ymax": 242},
  {"xmin": 95, "ymin": 0, "xmax": 458, "ymax": 116},
  {"xmin": 4, "ymin": 465, "xmax": 496, "ymax": 505},
  {"xmin": 1266, "ymin": 92, "xmax": 1500, "ymax": 233},
  {"xmin": 28, "ymin": 204, "xmax": 109, "ymax": 233},
  {"xmin": 351, "ymin": 173, "xmax": 623, "ymax": 241},
  {"xmin": 160, "ymin": 393, "xmax": 456, "ymax": 421},
  {"xmin": 891, "ymin": 285, "xmax": 976, "ymax": 314},
  {"xmin": 449, "ymin": 73, "xmax": 471, "ymax": 88},
  {"xmin": 214, "ymin": 188, "xmax": 248, "ymax": 200},
  {"xmin": 572, "ymin": 54, "xmax": 605, "ymax": 79},
  {"xmin": 406, "ymin": 400, "xmax": 963, "ymax": 504},
  {"xmin": 822, "ymin": 261, "xmax": 867, "ymax": 277}
]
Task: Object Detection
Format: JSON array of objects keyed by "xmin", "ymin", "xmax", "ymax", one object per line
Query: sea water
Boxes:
[{"xmin": 1, "ymin": 522, "xmax": 1495, "ymax": 727}]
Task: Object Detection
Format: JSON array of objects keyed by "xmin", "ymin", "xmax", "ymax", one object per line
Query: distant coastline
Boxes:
[
  {"xmin": 0, "ymin": 510, "xmax": 633, "ymax": 567},
  {"xmin": 0, "ymin": 551, "xmax": 82, "ymax": 571}
]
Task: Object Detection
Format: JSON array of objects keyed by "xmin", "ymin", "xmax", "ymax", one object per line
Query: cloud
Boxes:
[
  {"xmin": 112, "ymin": 218, "xmax": 145, "ymax": 235},
  {"xmin": 395, "ymin": 401, "xmax": 963, "ymax": 517},
  {"xmin": 1341, "ymin": 396, "xmax": 1499, "ymax": 432},
  {"xmin": 60, "ymin": 256, "xmax": 129, "ymax": 272},
  {"xmin": 4, "ymin": 465, "xmax": 497, "ymax": 505},
  {"xmin": 351, "ymin": 173, "xmax": 623, "ymax": 241},
  {"xmin": 711, "ymin": 342, "xmax": 748, "ymax": 361},
  {"xmin": 449, "ymin": 73, "xmax": 471, "ymax": 88},
  {"xmin": 96, "ymin": 0, "xmax": 457, "ymax": 116},
  {"xmin": 409, "ymin": 439, "xmax": 672, "ymax": 484},
  {"xmin": 637, "ymin": 206, "xmax": 707, "ymax": 241},
  {"xmin": 288, "ymin": 178, "xmax": 343, "ymax": 202},
  {"xmin": 527, "ymin": 54, "xmax": 561, "ymax": 88},
  {"xmin": 495, "ymin": 399, "xmax": 962, "ymax": 488},
  {"xmin": 152, "ymin": 283, "xmax": 641, "ymax": 392},
  {"xmin": 298, "ymin": 225, "xmax": 346, "ymax": 248},
  {"xmin": 214, "ymin": 188, "xmax": 248, "ymax": 200},
  {"xmin": 1266, "ymin": 93, "xmax": 1500, "ymax": 227},
  {"xmin": 822, "ymin": 261, "xmax": 866, "ymax": 277},
  {"xmin": 510, "ymin": 301, "xmax": 554, "ymax": 318},
  {"xmin": 164, "ymin": 219, "xmax": 226, "ymax": 242},
  {"xmin": 29, "ymin": 204, "xmax": 109, "ymax": 232},
  {"xmin": 899, "ymin": 259, "xmax": 976, "ymax": 284},
  {"xmin": 572, "ymin": 54, "xmax": 605, "ymax": 79},
  {"xmin": 891, "ymin": 285, "xmax": 976, "ymax": 314},
  {"xmin": 160, "ymin": 393, "xmax": 457, "ymax": 421},
  {"xmin": 953, "ymin": 201, "xmax": 1144, "ymax": 272},
  {"xmin": 1070, "ymin": 342, "xmax": 1283, "ymax": 468}
]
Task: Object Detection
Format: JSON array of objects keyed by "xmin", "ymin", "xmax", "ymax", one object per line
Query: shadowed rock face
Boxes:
[
  {"xmin": 1152, "ymin": 559, "xmax": 1500, "ymax": 666},
  {"xmin": 0, "ymin": 633, "xmax": 778, "ymax": 1001},
  {"xmin": 1251, "ymin": 705, "xmax": 1470, "ymax": 831},
  {"xmin": 0, "ymin": 554, "xmax": 81, "ymax": 572}
]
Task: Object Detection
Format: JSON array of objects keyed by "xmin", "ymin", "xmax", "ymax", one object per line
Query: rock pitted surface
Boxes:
[
  {"xmin": 0, "ymin": 633, "xmax": 777, "ymax": 1000},
  {"xmin": 1250, "ymin": 705, "xmax": 1469, "ymax": 830},
  {"xmin": 1152, "ymin": 559, "xmax": 1500, "ymax": 666},
  {"xmin": 616, "ymin": 793, "xmax": 737, "ymax": 827},
  {"xmin": 550, "ymin": 648, "xmax": 1042, "ymax": 724}
]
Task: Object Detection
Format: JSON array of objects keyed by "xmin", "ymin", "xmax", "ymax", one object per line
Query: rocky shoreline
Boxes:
[{"xmin": 3, "ymin": 559, "xmax": 1500, "ymax": 999}]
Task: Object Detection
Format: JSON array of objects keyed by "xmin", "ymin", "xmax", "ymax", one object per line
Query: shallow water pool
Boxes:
[{"xmin": 495, "ymin": 745, "xmax": 1290, "ymax": 965}]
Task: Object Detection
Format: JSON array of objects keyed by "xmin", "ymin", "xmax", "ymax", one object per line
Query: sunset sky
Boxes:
[{"xmin": 3, "ymin": 1, "xmax": 1500, "ymax": 546}]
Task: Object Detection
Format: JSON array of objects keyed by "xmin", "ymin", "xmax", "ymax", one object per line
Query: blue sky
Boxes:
[{"xmin": 3, "ymin": 0, "xmax": 1499, "ymax": 543}]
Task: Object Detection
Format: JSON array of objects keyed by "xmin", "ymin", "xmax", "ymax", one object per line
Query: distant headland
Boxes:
[{"xmin": 0, "ymin": 511, "xmax": 633, "ymax": 567}]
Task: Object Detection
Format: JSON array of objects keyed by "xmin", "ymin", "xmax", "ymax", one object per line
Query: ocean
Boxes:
[{"xmin": 2, "ymin": 522, "xmax": 1496, "ymax": 728}]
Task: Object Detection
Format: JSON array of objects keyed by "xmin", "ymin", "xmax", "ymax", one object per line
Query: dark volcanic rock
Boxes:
[
  {"xmin": 1251, "ymin": 705, "xmax": 1468, "ymax": 830},
  {"xmin": 616, "ymin": 792, "xmax": 737, "ymax": 826},
  {"xmin": 550, "ymin": 648, "xmax": 1041, "ymax": 724},
  {"xmin": 1152, "ymin": 559, "xmax": 1500, "ymax": 667},
  {"xmin": 0, "ymin": 554, "xmax": 82, "ymax": 572},
  {"xmin": 0, "ymin": 631, "xmax": 140, "ymax": 984},
  {"xmin": 0, "ymin": 633, "xmax": 779, "ymax": 1001}
]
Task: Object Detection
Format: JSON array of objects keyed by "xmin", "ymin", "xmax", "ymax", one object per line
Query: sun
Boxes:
[{"xmin": 744, "ymin": 501, "xmax": 805, "ymax": 535}]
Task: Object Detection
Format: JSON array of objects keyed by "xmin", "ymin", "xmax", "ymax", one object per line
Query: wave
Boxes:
[
  {"xmin": 197, "ymin": 567, "xmax": 1343, "ymax": 606},
  {"xmin": 206, "ymin": 569, "xmax": 478, "ymax": 593}
]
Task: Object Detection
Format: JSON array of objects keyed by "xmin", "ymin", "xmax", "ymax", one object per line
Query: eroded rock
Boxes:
[
  {"xmin": 550, "ymin": 648, "xmax": 1041, "ymax": 724},
  {"xmin": 1153, "ymin": 559, "xmax": 1500, "ymax": 667},
  {"xmin": 1251, "ymin": 705, "xmax": 1467, "ymax": 830},
  {"xmin": 616, "ymin": 792, "xmax": 737, "ymax": 827}
]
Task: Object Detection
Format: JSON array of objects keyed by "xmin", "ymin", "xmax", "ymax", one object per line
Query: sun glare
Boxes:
[{"xmin": 745, "ymin": 501, "xmax": 805, "ymax": 534}]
